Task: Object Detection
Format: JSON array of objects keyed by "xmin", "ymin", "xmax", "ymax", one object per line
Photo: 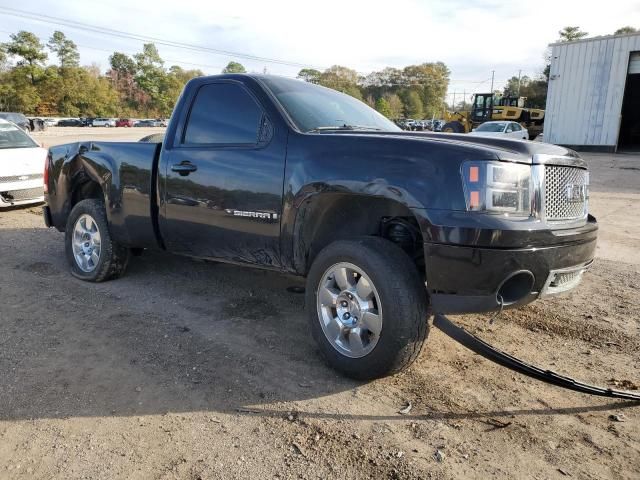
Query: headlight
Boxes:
[{"xmin": 461, "ymin": 161, "xmax": 532, "ymax": 216}]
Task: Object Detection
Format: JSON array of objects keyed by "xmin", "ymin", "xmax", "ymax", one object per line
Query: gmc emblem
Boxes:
[{"xmin": 565, "ymin": 184, "xmax": 587, "ymax": 203}]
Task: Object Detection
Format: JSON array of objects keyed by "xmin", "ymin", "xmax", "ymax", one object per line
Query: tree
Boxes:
[
  {"xmin": 385, "ymin": 93, "xmax": 404, "ymax": 119},
  {"xmin": 402, "ymin": 90, "xmax": 424, "ymax": 118},
  {"xmin": 3, "ymin": 31, "xmax": 48, "ymax": 84},
  {"xmin": 0, "ymin": 44, "xmax": 7, "ymax": 71},
  {"xmin": 375, "ymin": 97, "xmax": 392, "ymax": 118},
  {"xmin": 297, "ymin": 68, "xmax": 321, "ymax": 84},
  {"xmin": 109, "ymin": 52, "xmax": 137, "ymax": 76},
  {"xmin": 558, "ymin": 26, "xmax": 588, "ymax": 42},
  {"xmin": 222, "ymin": 61, "xmax": 246, "ymax": 73},
  {"xmin": 134, "ymin": 43, "xmax": 166, "ymax": 112},
  {"xmin": 48, "ymin": 31, "xmax": 79, "ymax": 67},
  {"xmin": 318, "ymin": 65, "xmax": 362, "ymax": 99},
  {"xmin": 502, "ymin": 75, "xmax": 548, "ymax": 109},
  {"xmin": 614, "ymin": 26, "xmax": 637, "ymax": 35},
  {"xmin": 360, "ymin": 63, "xmax": 449, "ymax": 117}
]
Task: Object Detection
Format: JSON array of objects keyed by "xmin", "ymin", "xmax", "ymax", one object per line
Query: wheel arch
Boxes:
[
  {"xmin": 59, "ymin": 144, "xmax": 118, "ymax": 230},
  {"xmin": 291, "ymin": 192, "xmax": 425, "ymax": 277}
]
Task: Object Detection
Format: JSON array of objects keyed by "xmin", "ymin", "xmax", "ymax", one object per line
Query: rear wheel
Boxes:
[
  {"xmin": 306, "ymin": 237, "xmax": 429, "ymax": 379},
  {"xmin": 65, "ymin": 199, "xmax": 130, "ymax": 282}
]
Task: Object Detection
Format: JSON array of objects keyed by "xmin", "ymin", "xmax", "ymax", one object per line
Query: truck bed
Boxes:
[{"xmin": 47, "ymin": 141, "xmax": 162, "ymax": 249}]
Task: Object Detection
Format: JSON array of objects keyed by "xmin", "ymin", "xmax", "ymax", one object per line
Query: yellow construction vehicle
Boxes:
[{"xmin": 442, "ymin": 93, "xmax": 545, "ymax": 138}]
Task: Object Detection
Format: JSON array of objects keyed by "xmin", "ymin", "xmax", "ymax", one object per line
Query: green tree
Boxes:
[
  {"xmin": 375, "ymin": 97, "xmax": 392, "ymax": 118},
  {"xmin": 3, "ymin": 31, "xmax": 48, "ymax": 84},
  {"xmin": 318, "ymin": 65, "xmax": 363, "ymax": 99},
  {"xmin": 48, "ymin": 31, "xmax": 79, "ymax": 67},
  {"xmin": 222, "ymin": 61, "xmax": 246, "ymax": 73},
  {"xmin": 360, "ymin": 63, "xmax": 449, "ymax": 117},
  {"xmin": 385, "ymin": 93, "xmax": 404, "ymax": 118},
  {"xmin": 133, "ymin": 43, "xmax": 166, "ymax": 113},
  {"xmin": 558, "ymin": 26, "xmax": 588, "ymax": 42},
  {"xmin": 502, "ymin": 75, "xmax": 547, "ymax": 109},
  {"xmin": 0, "ymin": 44, "xmax": 7, "ymax": 71},
  {"xmin": 614, "ymin": 26, "xmax": 637, "ymax": 35},
  {"xmin": 109, "ymin": 52, "xmax": 137, "ymax": 76},
  {"xmin": 297, "ymin": 68, "xmax": 322, "ymax": 83},
  {"xmin": 401, "ymin": 90, "xmax": 423, "ymax": 118}
]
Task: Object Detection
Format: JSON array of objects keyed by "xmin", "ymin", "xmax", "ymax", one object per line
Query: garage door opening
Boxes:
[{"xmin": 618, "ymin": 53, "xmax": 640, "ymax": 151}]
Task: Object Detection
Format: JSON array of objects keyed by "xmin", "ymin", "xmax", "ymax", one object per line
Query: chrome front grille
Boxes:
[
  {"xmin": 544, "ymin": 166, "xmax": 588, "ymax": 222},
  {"xmin": 0, "ymin": 186, "xmax": 43, "ymax": 202},
  {"xmin": 0, "ymin": 173, "xmax": 43, "ymax": 183}
]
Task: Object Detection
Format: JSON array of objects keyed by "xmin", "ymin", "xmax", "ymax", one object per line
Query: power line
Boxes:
[
  {"xmin": 0, "ymin": 6, "xmax": 322, "ymax": 70},
  {"xmin": 0, "ymin": 28, "xmax": 299, "ymax": 77}
]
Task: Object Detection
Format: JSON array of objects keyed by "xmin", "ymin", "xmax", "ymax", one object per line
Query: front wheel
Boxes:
[
  {"xmin": 306, "ymin": 237, "xmax": 430, "ymax": 379},
  {"xmin": 65, "ymin": 199, "xmax": 130, "ymax": 282},
  {"xmin": 441, "ymin": 121, "xmax": 465, "ymax": 133}
]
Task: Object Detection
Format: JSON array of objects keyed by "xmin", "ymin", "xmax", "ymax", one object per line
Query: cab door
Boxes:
[{"xmin": 158, "ymin": 80, "xmax": 286, "ymax": 267}]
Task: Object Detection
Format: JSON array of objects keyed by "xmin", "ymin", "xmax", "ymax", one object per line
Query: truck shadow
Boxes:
[{"xmin": 1, "ymin": 226, "xmax": 637, "ymax": 424}]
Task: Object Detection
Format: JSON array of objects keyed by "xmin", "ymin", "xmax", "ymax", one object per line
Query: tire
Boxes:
[
  {"xmin": 442, "ymin": 121, "xmax": 465, "ymax": 133},
  {"xmin": 306, "ymin": 237, "xmax": 429, "ymax": 380},
  {"xmin": 65, "ymin": 199, "xmax": 130, "ymax": 282}
]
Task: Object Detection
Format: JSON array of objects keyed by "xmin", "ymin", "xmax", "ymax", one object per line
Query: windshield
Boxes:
[
  {"xmin": 260, "ymin": 76, "xmax": 401, "ymax": 133},
  {"xmin": 0, "ymin": 113, "xmax": 26, "ymax": 124},
  {"xmin": 0, "ymin": 123, "xmax": 38, "ymax": 149},
  {"xmin": 476, "ymin": 122, "xmax": 507, "ymax": 133}
]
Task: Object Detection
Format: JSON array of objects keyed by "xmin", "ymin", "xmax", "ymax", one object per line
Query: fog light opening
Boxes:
[{"xmin": 498, "ymin": 271, "xmax": 535, "ymax": 305}]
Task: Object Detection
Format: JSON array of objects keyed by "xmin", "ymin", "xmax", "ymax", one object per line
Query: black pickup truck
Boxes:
[{"xmin": 43, "ymin": 74, "xmax": 597, "ymax": 379}]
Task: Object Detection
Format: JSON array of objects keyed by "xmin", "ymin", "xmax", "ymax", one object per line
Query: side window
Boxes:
[
  {"xmin": 505, "ymin": 124, "xmax": 513, "ymax": 132},
  {"xmin": 511, "ymin": 123, "xmax": 521, "ymax": 131},
  {"xmin": 183, "ymin": 83, "xmax": 263, "ymax": 145}
]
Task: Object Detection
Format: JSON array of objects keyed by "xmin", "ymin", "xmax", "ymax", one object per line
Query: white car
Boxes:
[
  {"xmin": 0, "ymin": 119, "xmax": 47, "ymax": 208},
  {"xmin": 92, "ymin": 118, "xmax": 116, "ymax": 127},
  {"xmin": 469, "ymin": 121, "xmax": 529, "ymax": 140}
]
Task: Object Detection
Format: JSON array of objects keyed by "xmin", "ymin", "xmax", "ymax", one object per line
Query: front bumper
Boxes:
[{"xmin": 424, "ymin": 221, "xmax": 597, "ymax": 314}]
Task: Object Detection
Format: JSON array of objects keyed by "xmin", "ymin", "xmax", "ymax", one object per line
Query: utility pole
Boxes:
[
  {"xmin": 452, "ymin": 91, "xmax": 456, "ymax": 110},
  {"xmin": 490, "ymin": 70, "xmax": 495, "ymax": 94},
  {"xmin": 517, "ymin": 69, "xmax": 522, "ymax": 96},
  {"xmin": 463, "ymin": 89, "xmax": 466, "ymax": 110}
]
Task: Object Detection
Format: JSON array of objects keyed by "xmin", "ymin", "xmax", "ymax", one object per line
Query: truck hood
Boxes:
[{"xmin": 313, "ymin": 131, "xmax": 585, "ymax": 168}]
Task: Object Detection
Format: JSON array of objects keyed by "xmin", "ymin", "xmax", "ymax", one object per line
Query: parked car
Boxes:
[
  {"xmin": 0, "ymin": 119, "xmax": 46, "ymax": 208},
  {"xmin": 134, "ymin": 119, "xmax": 160, "ymax": 127},
  {"xmin": 92, "ymin": 118, "xmax": 116, "ymax": 127},
  {"xmin": 432, "ymin": 119, "xmax": 445, "ymax": 132},
  {"xmin": 43, "ymin": 74, "xmax": 596, "ymax": 380},
  {"xmin": 57, "ymin": 118, "xmax": 86, "ymax": 127},
  {"xmin": 0, "ymin": 112, "xmax": 31, "ymax": 132},
  {"xmin": 470, "ymin": 121, "xmax": 529, "ymax": 140},
  {"xmin": 28, "ymin": 117, "xmax": 47, "ymax": 132},
  {"xmin": 116, "ymin": 118, "xmax": 134, "ymax": 127},
  {"xmin": 43, "ymin": 118, "xmax": 58, "ymax": 127}
]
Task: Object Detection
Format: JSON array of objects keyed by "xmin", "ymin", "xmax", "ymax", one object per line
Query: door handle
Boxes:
[{"xmin": 171, "ymin": 161, "xmax": 198, "ymax": 176}]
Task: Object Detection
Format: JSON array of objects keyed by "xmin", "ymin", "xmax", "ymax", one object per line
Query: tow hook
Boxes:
[
  {"xmin": 488, "ymin": 294, "xmax": 504, "ymax": 325},
  {"xmin": 433, "ymin": 314, "xmax": 640, "ymax": 401}
]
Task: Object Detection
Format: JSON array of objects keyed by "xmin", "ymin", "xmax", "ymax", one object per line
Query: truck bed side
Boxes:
[{"xmin": 47, "ymin": 141, "xmax": 163, "ymax": 249}]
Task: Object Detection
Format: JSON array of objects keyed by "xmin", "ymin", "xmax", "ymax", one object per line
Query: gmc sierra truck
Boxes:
[{"xmin": 43, "ymin": 74, "xmax": 597, "ymax": 380}]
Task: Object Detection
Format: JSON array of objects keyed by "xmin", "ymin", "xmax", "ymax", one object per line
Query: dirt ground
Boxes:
[{"xmin": 0, "ymin": 131, "xmax": 638, "ymax": 479}]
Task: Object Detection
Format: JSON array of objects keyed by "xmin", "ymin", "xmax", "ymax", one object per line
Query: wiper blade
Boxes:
[{"xmin": 307, "ymin": 124, "xmax": 382, "ymax": 133}]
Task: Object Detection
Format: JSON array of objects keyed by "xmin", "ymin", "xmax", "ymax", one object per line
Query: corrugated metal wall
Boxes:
[{"xmin": 544, "ymin": 33, "xmax": 640, "ymax": 149}]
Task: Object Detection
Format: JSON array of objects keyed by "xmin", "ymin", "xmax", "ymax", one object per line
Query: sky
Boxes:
[{"xmin": 1, "ymin": 0, "xmax": 639, "ymax": 106}]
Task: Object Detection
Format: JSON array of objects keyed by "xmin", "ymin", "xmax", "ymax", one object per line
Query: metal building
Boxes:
[{"xmin": 544, "ymin": 32, "xmax": 640, "ymax": 152}]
